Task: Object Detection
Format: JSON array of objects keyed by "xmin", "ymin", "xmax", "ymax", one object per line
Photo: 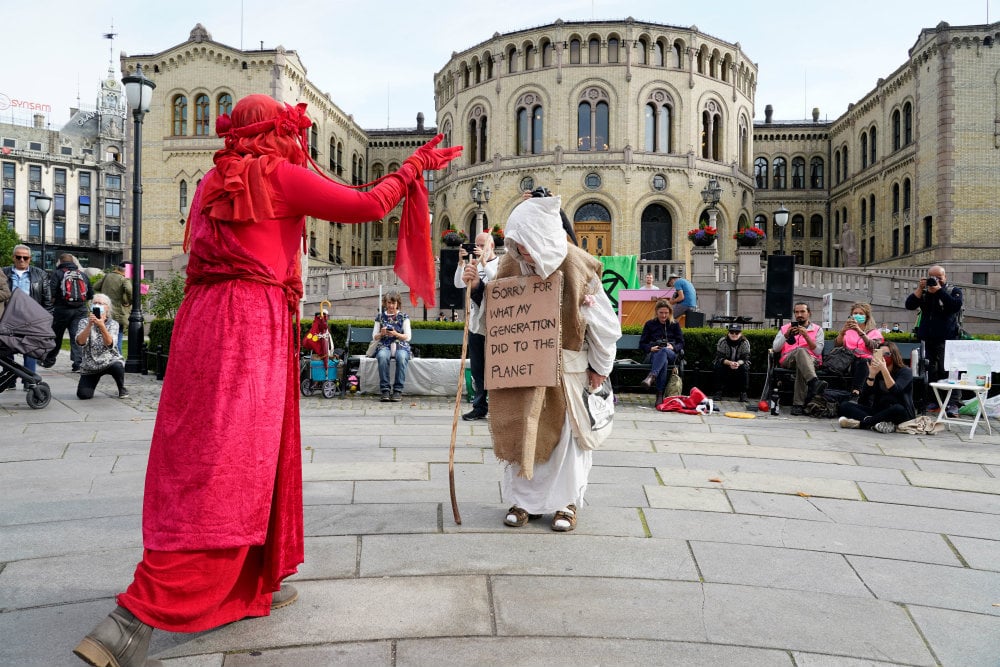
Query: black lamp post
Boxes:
[
  {"xmin": 469, "ymin": 176, "xmax": 491, "ymax": 239},
  {"xmin": 34, "ymin": 190, "xmax": 52, "ymax": 269},
  {"xmin": 774, "ymin": 202, "xmax": 790, "ymax": 255},
  {"xmin": 700, "ymin": 177, "xmax": 722, "ymax": 235},
  {"xmin": 122, "ymin": 64, "xmax": 156, "ymax": 373}
]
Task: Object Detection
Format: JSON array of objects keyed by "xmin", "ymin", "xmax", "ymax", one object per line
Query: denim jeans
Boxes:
[
  {"xmin": 649, "ymin": 347, "xmax": 677, "ymax": 391},
  {"xmin": 375, "ymin": 345, "xmax": 411, "ymax": 393}
]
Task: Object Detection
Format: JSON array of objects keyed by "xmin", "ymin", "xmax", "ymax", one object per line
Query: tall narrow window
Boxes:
[
  {"xmin": 588, "ymin": 38, "xmax": 600, "ymax": 64},
  {"xmin": 542, "ymin": 42, "xmax": 553, "ymax": 67},
  {"xmin": 329, "ymin": 137, "xmax": 337, "ymax": 172},
  {"xmin": 870, "ymin": 195, "xmax": 876, "ymax": 227},
  {"xmin": 636, "ymin": 38, "xmax": 648, "ymax": 65},
  {"xmin": 673, "ymin": 41, "xmax": 683, "ymax": 68},
  {"xmin": 773, "ymin": 157, "xmax": 787, "ymax": 189},
  {"xmin": 577, "ymin": 89, "xmax": 610, "ymax": 151},
  {"xmin": 608, "ymin": 38, "xmax": 619, "ymax": 63},
  {"xmin": 892, "ymin": 109, "xmax": 901, "ymax": 151},
  {"xmin": 810, "ymin": 214, "xmax": 824, "ymax": 238},
  {"xmin": 700, "ymin": 101, "xmax": 723, "ymax": 161},
  {"xmin": 310, "ymin": 125, "xmax": 319, "ymax": 160},
  {"xmin": 861, "ymin": 198, "xmax": 867, "ymax": 225},
  {"xmin": 903, "ymin": 178, "xmax": 911, "ymax": 213},
  {"xmin": 860, "ymin": 132, "xmax": 868, "ymax": 169},
  {"xmin": 810, "ymin": 157, "xmax": 824, "ymax": 188},
  {"xmin": 217, "ymin": 93, "xmax": 233, "ymax": 118},
  {"xmin": 179, "ymin": 180, "xmax": 187, "ymax": 213},
  {"xmin": 903, "ymin": 102, "xmax": 912, "ymax": 145},
  {"xmin": 194, "ymin": 94, "xmax": 210, "ymax": 136},
  {"xmin": 754, "ymin": 157, "xmax": 768, "ymax": 189},
  {"xmin": 653, "ymin": 41, "xmax": 664, "ymax": 67},
  {"xmin": 892, "ymin": 183, "xmax": 900, "ymax": 215},
  {"xmin": 172, "ymin": 95, "xmax": 188, "ymax": 136},
  {"xmin": 569, "ymin": 39, "xmax": 581, "ymax": 64},
  {"xmin": 643, "ymin": 93, "xmax": 672, "ymax": 153},
  {"xmin": 791, "ymin": 157, "xmax": 805, "ymax": 189},
  {"xmin": 842, "ymin": 147, "xmax": 849, "ymax": 180},
  {"xmin": 507, "ymin": 47, "xmax": 517, "ymax": 73},
  {"xmin": 515, "ymin": 97, "xmax": 544, "ymax": 155},
  {"xmin": 525, "ymin": 44, "xmax": 536, "ymax": 70},
  {"xmin": 834, "ymin": 152, "xmax": 841, "ymax": 185},
  {"xmin": 869, "ymin": 126, "xmax": 877, "ymax": 164}
]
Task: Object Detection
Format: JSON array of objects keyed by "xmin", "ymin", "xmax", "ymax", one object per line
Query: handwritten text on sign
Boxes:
[{"xmin": 484, "ymin": 273, "xmax": 563, "ymax": 389}]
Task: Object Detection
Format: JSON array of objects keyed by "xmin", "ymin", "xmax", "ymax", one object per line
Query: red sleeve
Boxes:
[{"xmin": 273, "ymin": 161, "xmax": 416, "ymax": 222}]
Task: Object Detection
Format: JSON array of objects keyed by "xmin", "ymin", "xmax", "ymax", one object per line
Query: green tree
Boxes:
[
  {"xmin": 146, "ymin": 271, "xmax": 187, "ymax": 319},
  {"xmin": 0, "ymin": 213, "xmax": 20, "ymax": 264}
]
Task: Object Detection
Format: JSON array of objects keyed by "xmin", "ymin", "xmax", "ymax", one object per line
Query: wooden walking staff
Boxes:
[{"xmin": 447, "ymin": 263, "xmax": 475, "ymax": 525}]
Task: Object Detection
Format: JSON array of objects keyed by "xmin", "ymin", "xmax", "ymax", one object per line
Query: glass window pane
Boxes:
[
  {"xmin": 578, "ymin": 103, "xmax": 591, "ymax": 151},
  {"xmin": 595, "ymin": 102, "xmax": 609, "ymax": 151},
  {"xmin": 644, "ymin": 105, "xmax": 655, "ymax": 151},
  {"xmin": 532, "ymin": 107, "xmax": 543, "ymax": 154}
]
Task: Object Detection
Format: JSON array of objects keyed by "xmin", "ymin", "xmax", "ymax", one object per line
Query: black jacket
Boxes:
[
  {"xmin": 48, "ymin": 261, "xmax": 93, "ymax": 312},
  {"xmin": 3, "ymin": 264, "xmax": 53, "ymax": 313},
  {"xmin": 904, "ymin": 283, "xmax": 962, "ymax": 341}
]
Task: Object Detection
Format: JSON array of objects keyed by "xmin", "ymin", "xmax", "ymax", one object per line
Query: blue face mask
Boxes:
[{"xmin": 852, "ymin": 314, "xmax": 866, "ymax": 325}]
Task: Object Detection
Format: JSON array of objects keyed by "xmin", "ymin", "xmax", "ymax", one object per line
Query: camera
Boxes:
[
  {"xmin": 92, "ymin": 306, "xmax": 103, "ymax": 318},
  {"xmin": 461, "ymin": 242, "xmax": 477, "ymax": 256},
  {"xmin": 926, "ymin": 276, "xmax": 938, "ymax": 287},
  {"xmin": 652, "ymin": 338, "xmax": 671, "ymax": 348}
]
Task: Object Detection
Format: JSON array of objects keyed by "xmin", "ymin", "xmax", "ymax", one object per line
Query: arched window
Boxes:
[
  {"xmin": 903, "ymin": 102, "xmax": 912, "ymax": 145},
  {"xmin": 869, "ymin": 194, "xmax": 875, "ymax": 227},
  {"xmin": 860, "ymin": 132, "xmax": 868, "ymax": 169},
  {"xmin": 810, "ymin": 214, "xmax": 824, "ymax": 238},
  {"xmin": 892, "ymin": 109, "xmax": 901, "ymax": 151},
  {"xmin": 578, "ymin": 88, "xmax": 609, "ymax": 151},
  {"xmin": 892, "ymin": 183, "xmax": 900, "ymax": 215},
  {"xmin": 791, "ymin": 157, "xmax": 805, "ymax": 189},
  {"xmin": 468, "ymin": 106, "xmax": 488, "ymax": 164},
  {"xmin": 172, "ymin": 95, "xmax": 188, "ymax": 136},
  {"xmin": 462, "ymin": 63, "xmax": 470, "ymax": 89},
  {"xmin": 607, "ymin": 37, "xmax": 619, "ymax": 63},
  {"xmin": 574, "ymin": 202, "xmax": 611, "ymax": 222},
  {"xmin": 754, "ymin": 157, "xmax": 768, "ymax": 189},
  {"xmin": 486, "ymin": 54, "xmax": 494, "ymax": 79},
  {"xmin": 310, "ymin": 125, "xmax": 319, "ymax": 160},
  {"xmin": 869, "ymin": 126, "xmax": 877, "ymax": 164},
  {"xmin": 507, "ymin": 46, "xmax": 517, "ymax": 73},
  {"xmin": 588, "ymin": 38, "xmax": 600, "ymax": 64},
  {"xmin": 643, "ymin": 92, "xmax": 672, "ymax": 153},
  {"xmin": 329, "ymin": 137, "xmax": 337, "ymax": 172},
  {"xmin": 636, "ymin": 38, "xmax": 648, "ymax": 65},
  {"xmin": 739, "ymin": 117, "xmax": 749, "ymax": 172},
  {"xmin": 652, "ymin": 40, "xmax": 664, "ymax": 67},
  {"xmin": 791, "ymin": 213, "xmax": 805, "ymax": 238},
  {"xmin": 569, "ymin": 39, "xmax": 581, "ymax": 64},
  {"xmin": 700, "ymin": 101, "xmax": 723, "ymax": 161},
  {"xmin": 542, "ymin": 42, "xmax": 554, "ymax": 67},
  {"xmin": 673, "ymin": 41, "xmax": 683, "ymax": 68},
  {"xmin": 524, "ymin": 44, "xmax": 536, "ymax": 70},
  {"xmin": 389, "ymin": 217, "xmax": 399, "ymax": 239},
  {"xmin": 371, "ymin": 163, "xmax": 384, "ymax": 180},
  {"xmin": 515, "ymin": 94, "xmax": 543, "ymax": 155},
  {"xmin": 216, "ymin": 93, "xmax": 233, "ymax": 118},
  {"xmin": 842, "ymin": 147, "xmax": 849, "ymax": 180},
  {"xmin": 834, "ymin": 152, "xmax": 841, "ymax": 185},
  {"xmin": 336, "ymin": 142, "xmax": 344, "ymax": 177},
  {"xmin": 193, "ymin": 94, "xmax": 210, "ymax": 136},
  {"xmin": 640, "ymin": 203, "xmax": 673, "ymax": 260},
  {"xmin": 373, "ymin": 220, "xmax": 384, "ymax": 239},
  {"xmin": 861, "ymin": 198, "xmax": 867, "ymax": 224},
  {"xmin": 903, "ymin": 178, "xmax": 911, "ymax": 212},
  {"xmin": 810, "ymin": 157, "xmax": 824, "ymax": 189},
  {"xmin": 772, "ymin": 157, "xmax": 787, "ymax": 189},
  {"xmin": 755, "ymin": 214, "xmax": 768, "ymax": 231},
  {"xmin": 179, "ymin": 180, "xmax": 187, "ymax": 214}
]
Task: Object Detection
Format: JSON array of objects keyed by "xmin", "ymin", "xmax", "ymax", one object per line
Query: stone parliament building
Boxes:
[{"xmin": 8, "ymin": 18, "xmax": 996, "ymax": 323}]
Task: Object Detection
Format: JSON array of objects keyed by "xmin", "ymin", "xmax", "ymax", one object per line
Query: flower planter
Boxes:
[
  {"xmin": 442, "ymin": 232, "xmax": 464, "ymax": 247},
  {"xmin": 690, "ymin": 237, "xmax": 716, "ymax": 247}
]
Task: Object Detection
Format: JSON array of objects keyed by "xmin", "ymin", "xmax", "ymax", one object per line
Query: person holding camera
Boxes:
[
  {"xmin": 373, "ymin": 291, "xmax": 412, "ymax": 402},
  {"xmin": 73, "ymin": 293, "xmax": 128, "ymax": 399},
  {"xmin": 838, "ymin": 341, "xmax": 915, "ymax": 433},
  {"xmin": 771, "ymin": 302, "xmax": 826, "ymax": 415},
  {"xmin": 456, "ymin": 231, "xmax": 499, "ymax": 420},
  {"xmin": 639, "ymin": 299, "xmax": 685, "ymax": 405},
  {"xmin": 905, "ymin": 265, "xmax": 963, "ymax": 415}
]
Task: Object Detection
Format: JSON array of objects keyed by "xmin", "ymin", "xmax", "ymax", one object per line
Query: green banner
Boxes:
[{"xmin": 599, "ymin": 255, "xmax": 638, "ymax": 311}]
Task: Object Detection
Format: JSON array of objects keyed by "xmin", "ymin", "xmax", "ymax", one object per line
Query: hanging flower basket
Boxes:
[
  {"xmin": 687, "ymin": 226, "xmax": 718, "ymax": 247},
  {"xmin": 733, "ymin": 225, "xmax": 766, "ymax": 247},
  {"xmin": 441, "ymin": 228, "xmax": 467, "ymax": 247}
]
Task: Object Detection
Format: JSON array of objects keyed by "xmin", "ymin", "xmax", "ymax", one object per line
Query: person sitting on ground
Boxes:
[
  {"xmin": 373, "ymin": 291, "xmax": 412, "ymax": 402},
  {"xmin": 713, "ymin": 323, "xmax": 750, "ymax": 403},
  {"xmin": 837, "ymin": 341, "xmax": 915, "ymax": 433},
  {"xmin": 639, "ymin": 299, "xmax": 685, "ymax": 405},
  {"xmin": 771, "ymin": 302, "xmax": 826, "ymax": 415},
  {"xmin": 74, "ymin": 293, "xmax": 128, "ymax": 399},
  {"xmin": 834, "ymin": 302, "xmax": 884, "ymax": 403}
]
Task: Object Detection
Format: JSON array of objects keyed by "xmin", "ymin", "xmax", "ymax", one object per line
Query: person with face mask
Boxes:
[
  {"xmin": 771, "ymin": 302, "xmax": 826, "ymax": 415},
  {"xmin": 834, "ymin": 302, "xmax": 884, "ymax": 402}
]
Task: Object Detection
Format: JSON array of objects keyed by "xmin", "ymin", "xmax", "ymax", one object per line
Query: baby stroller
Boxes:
[
  {"xmin": 299, "ymin": 301, "xmax": 340, "ymax": 399},
  {"xmin": 0, "ymin": 290, "xmax": 57, "ymax": 409}
]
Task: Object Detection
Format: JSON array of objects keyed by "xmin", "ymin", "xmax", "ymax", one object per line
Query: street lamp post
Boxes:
[
  {"xmin": 469, "ymin": 176, "xmax": 491, "ymax": 238},
  {"xmin": 122, "ymin": 64, "xmax": 156, "ymax": 373},
  {"xmin": 699, "ymin": 177, "xmax": 722, "ymax": 226},
  {"xmin": 774, "ymin": 202, "xmax": 790, "ymax": 255},
  {"xmin": 34, "ymin": 190, "xmax": 52, "ymax": 269}
]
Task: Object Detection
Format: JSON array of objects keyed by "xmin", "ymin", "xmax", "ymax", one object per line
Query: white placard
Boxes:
[
  {"xmin": 821, "ymin": 292, "xmax": 834, "ymax": 329},
  {"xmin": 943, "ymin": 340, "xmax": 1000, "ymax": 372}
]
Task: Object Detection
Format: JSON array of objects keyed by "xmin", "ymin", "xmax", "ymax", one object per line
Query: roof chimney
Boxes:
[{"xmin": 764, "ymin": 105, "xmax": 773, "ymax": 124}]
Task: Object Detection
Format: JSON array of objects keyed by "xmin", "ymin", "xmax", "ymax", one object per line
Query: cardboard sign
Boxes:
[{"xmin": 484, "ymin": 273, "xmax": 563, "ymax": 389}]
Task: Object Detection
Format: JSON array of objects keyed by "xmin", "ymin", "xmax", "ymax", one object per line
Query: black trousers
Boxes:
[
  {"xmin": 468, "ymin": 332, "xmax": 487, "ymax": 414},
  {"xmin": 838, "ymin": 400, "xmax": 911, "ymax": 428},
  {"xmin": 76, "ymin": 362, "xmax": 126, "ymax": 399},
  {"xmin": 45, "ymin": 307, "xmax": 86, "ymax": 367},
  {"xmin": 713, "ymin": 362, "xmax": 748, "ymax": 396}
]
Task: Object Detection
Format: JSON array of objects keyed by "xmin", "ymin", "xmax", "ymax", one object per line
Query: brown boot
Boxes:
[
  {"xmin": 73, "ymin": 605, "xmax": 159, "ymax": 667},
  {"xmin": 655, "ymin": 390, "xmax": 664, "ymax": 406}
]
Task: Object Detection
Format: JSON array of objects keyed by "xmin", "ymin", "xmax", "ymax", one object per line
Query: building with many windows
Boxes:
[{"xmin": 1, "ymin": 73, "xmax": 128, "ymax": 269}]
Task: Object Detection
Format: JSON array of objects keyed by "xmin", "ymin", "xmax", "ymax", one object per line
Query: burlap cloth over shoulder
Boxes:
[{"xmin": 489, "ymin": 246, "xmax": 602, "ymax": 479}]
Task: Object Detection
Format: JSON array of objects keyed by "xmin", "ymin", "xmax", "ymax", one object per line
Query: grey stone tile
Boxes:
[
  {"xmin": 293, "ymin": 536, "xmax": 358, "ymax": 580},
  {"xmin": 913, "ymin": 459, "xmax": 994, "ymax": 476},
  {"xmin": 879, "ymin": 443, "xmax": 1000, "ymax": 466},
  {"xmin": 492, "ymin": 576, "xmax": 935, "ymax": 664},
  {"xmin": 908, "ymin": 605, "xmax": 1000, "ymax": 667},
  {"xmin": 691, "ymin": 542, "xmax": 871, "ymax": 597},
  {"xmin": 791, "ymin": 653, "xmax": 905, "ymax": 666},
  {"xmin": 859, "ymin": 481, "xmax": 1000, "ymax": 515},
  {"xmin": 588, "ymin": 464, "xmax": 660, "ymax": 485},
  {"xmin": 851, "ymin": 452, "xmax": 920, "ymax": 470},
  {"xmin": 393, "ymin": 447, "xmax": 485, "ymax": 463},
  {"xmin": 848, "ymin": 556, "xmax": 1000, "ymax": 616},
  {"xmin": 656, "ymin": 467, "xmax": 861, "ymax": 499},
  {"xmin": 727, "ymin": 491, "xmax": 837, "ymax": 521},
  {"xmin": 678, "ymin": 454, "xmax": 908, "ymax": 484},
  {"xmin": 353, "ymin": 479, "xmax": 501, "ymax": 504},
  {"xmin": 429, "ymin": 461, "xmax": 502, "ymax": 483},
  {"xmin": 590, "ymin": 450, "xmax": 683, "ymax": 467},
  {"xmin": 905, "ymin": 470, "xmax": 1000, "ymax": 494},
  {"xmin": 308, "ymin": 447, "xmax": 395, "ymax": 463},
  {"xmin": 443, "ymin": 504, "xmax": 646, "ymax": 538},
  {"xmin": 810, "ymin": 497, "xmax": 1000, "ymax": 539},
  {"xmin": 949, "ymin": 536, "xmax": 1000, "ymax": 572},
  {"xmin": 645, "ymin": 485, "xmax": 732, "ymax": 512},
  {"xmin": 301, "ymin": 434, "xmax": 382, "ymax": 448},
  {"xmin": 361, "ymin": 533, "xmax": 698, "ymax": 580},
  {"xmin": 655, "ymin": 441, "xmax": 856, "ymax": 464},
  {"xmin": 222, "ymin": 643, "xmax": 391, "ymax": 666},
  {"xmin": 397, "ymin": 637, "xmax": 793, "ymax": 666},
  {"xmin": 584, "ymin": 482, "xmax": 650, "ymax": 507},
  {"xmin": 0, "ymin": 546, "xmax": 140, "ymax": 609},
  {"xmin": 301, "ymin": 481, "xmax": 354, "ymax": 505},
  {"xmin": 302, "ymin": 462, "xmax": 428, "ymax": 482},
  {"xmin": 304, "ymin": 503, "xmax": 439, "ymax": 536},
  {"xmin": 0, "ymin": 514, "xmax": 142, "ymax": 561},
  {"xmin": 644, "ymin": 509, "xmax": 960, "ymax": 565},
  {"xmin": 0, "ymin": 599, "xmax": 120, "ymax": 667}
]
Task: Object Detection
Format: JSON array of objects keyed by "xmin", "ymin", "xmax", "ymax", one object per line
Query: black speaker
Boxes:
[
  {"xmin": 439, "ymin": 248, "xmax": 465, "ymax": 309},
  {"xmin": 765, "ymin": 255, "xmax": 795, "ymax": 320}
]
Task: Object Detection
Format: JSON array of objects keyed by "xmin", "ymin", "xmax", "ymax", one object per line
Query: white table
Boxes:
[{"xmin": 929, "ymin": 381, "xmax": 993, "ymax": 439}]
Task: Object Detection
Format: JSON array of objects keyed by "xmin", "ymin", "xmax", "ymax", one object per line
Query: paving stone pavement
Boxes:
[{"xmin": 2, "ymin": 359, "xmax": 1000, "ymax": 666}]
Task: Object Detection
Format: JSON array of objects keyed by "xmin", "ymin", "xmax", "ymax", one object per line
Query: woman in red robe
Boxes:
[{"xmin": 74, "ymin": 95, "xmax": 460, "ymax": 667}]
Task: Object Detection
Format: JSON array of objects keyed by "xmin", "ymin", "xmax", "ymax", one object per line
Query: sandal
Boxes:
[
  {"xmin": 504, "ymin": 506, "xmax": 541, "ymax": 527},
  {"xmin": 551, "ymin": 504, "xmax": 577, "ymax": 532}
]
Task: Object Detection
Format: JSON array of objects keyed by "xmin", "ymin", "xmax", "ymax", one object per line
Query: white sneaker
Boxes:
[
  {"xmin": 838, "ymin": 416, "xmax": 860, "ymax": 429},
  {"xmin": 873, "ymin": 421, "xmax": 896, "ymax": 434}
]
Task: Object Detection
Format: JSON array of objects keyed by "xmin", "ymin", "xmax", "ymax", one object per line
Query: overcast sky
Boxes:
[{"xmin": 1, "ymin": 0, "xmax": 992, "ymax": 131}]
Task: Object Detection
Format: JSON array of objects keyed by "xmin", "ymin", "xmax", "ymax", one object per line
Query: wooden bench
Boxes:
[
  {"xmin": 344, "ymin": 324, "xmax": 468, "ymax": 396},
  {"xmin": 767, "ymin": 339, "xmax": 928, "ymax": 407},
  {"xmin": 610, "ymin": 334, "xmax": 685, "ymax": 393}
]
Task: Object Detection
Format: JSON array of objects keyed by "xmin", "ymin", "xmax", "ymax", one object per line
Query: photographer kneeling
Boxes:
[{"xmin": 74, "ymin": 293, "xmax": 128, "ymax": 399}]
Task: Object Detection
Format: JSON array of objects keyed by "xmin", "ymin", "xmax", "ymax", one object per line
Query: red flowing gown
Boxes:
[{"xmin": 119, "ymin": 161, "xmax": 417, "ymax": 631}]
